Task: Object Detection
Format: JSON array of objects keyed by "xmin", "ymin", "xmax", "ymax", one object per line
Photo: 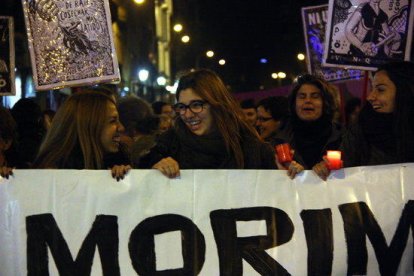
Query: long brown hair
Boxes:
[
  {"xmin": 175, "ymin": 69, "xmax": 260, "ymax": 168},
  {"xmin": 34, "ymin": 91, "xmax": 116, "ymax": 169}
]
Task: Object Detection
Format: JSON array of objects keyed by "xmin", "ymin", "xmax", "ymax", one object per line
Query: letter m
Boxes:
[
  {"xmin": 26, "ymin": 214, "xmax": 119, "ymax": 276},
  {"xmin": 339, "ymin": 201, "xmax": 414, "ymax": 275}
]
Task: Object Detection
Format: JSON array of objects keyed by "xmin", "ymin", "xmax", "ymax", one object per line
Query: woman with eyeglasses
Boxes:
[
  {"xmin": 272, "ymin": 74, "xmax": 342, "ymax": 179},
  {"xmin": 142, "ymin": 69, "xmax": 276, "ymax": 178},
  {"xmin": 341, "ymin": 61, "xmax": 414, "ymax": 168}
]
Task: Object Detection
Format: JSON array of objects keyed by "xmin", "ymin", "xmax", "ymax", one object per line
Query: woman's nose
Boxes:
[{"xmin": 118, "ymin": 122, "xmax": 125, "ymax": 132}]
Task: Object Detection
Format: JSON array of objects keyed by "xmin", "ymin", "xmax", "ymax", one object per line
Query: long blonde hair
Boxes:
[
  {"xmin": 176, "ymin": 69, "xmax": 261, "ymax": 168},
  {"xmin": 34, "ymin": 91, "xmax": 115, "ymax": 169}
]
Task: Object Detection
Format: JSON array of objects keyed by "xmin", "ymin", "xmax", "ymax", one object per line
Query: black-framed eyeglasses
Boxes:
[
  {"xmin": 173, "ymin": 100, "xmax": 208, "ymax": 115},
  {"xmin": 257, "ymin": 116, "xmax": 273, "ymax": 122}
]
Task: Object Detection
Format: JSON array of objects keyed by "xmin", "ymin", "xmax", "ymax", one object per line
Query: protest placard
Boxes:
[
  {"xmin": 21, "ymin": 0, "xmax": 120, "ymax": 90},
  {"xmin": 323, "ymin": 0, "xmax": 414, "ymax": 70},
  {"xmin": 0, "ymin": 16, "xmax": 15, "ymax": 95}
]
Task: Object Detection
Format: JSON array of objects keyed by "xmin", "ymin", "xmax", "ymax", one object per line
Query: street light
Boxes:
[
  {"xmin": 173, "ymin": 24, "xmax": 183, "ymax": 33},
  {"xmin": 218, "ymin": 59, "xmax": 226, "ymax": 66},
  {"xmin": 271, "ymin": 73, "xmax": 278, "ymax": 79},
  {"xmin": 206, "ymin": 50, "xmax": 214, "ymax": 58},
  {"xmin": 138, "ymin": 69, "xmax": 149, "ymax": 82},
  {"xmin": 277, "ymin": 72, "xmax": 286, "ymax": 79},
  {"xmin": 134, "ymin": 0, "xmax": 145, "ymax": 5},
  {"xmin": 181, "ymin": 35, "xmax": 190, "ymax": 43},
  {"xmin": 156, "ymin": 76, "xmax": 167, "ymax": 86},
  {"xmin": 297, "ymin": 53, "xmax": 305, "ymax": 61}
]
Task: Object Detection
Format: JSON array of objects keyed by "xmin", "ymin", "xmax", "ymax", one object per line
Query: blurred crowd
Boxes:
[{"xmin": 1, "ymin": 61, "xmax": 413, "ymax": 181}]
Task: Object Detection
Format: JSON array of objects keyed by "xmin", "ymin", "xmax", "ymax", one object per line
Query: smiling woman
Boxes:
[
  {"xmin": 141, "ymin": 69, "xmax": 276, "ymax": 178},
  {"xmin": 341, "ymin": 61, "xmax": 414, "ymax": 167},
  {"xmin": 33, "ymin": 90, "xmax": 131, "ymax": 179}
]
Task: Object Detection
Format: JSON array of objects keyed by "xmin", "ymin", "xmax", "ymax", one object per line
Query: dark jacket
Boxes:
[
  {"xmin": 270, "ymin": 120, "xmax": 343, "ymax": 169},
  {"xmin": 141, "ymin": 126, "xmax": 276, "ymax": 170}
]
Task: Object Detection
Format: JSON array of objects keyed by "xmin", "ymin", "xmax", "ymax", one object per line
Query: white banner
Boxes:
[
  {"xmin": 21, "ymin": 0, "xmax": 120, "ymax": 90},
  {"xmin": 1, "ymin": 165, "xmax": 414, "ymax": 275}
]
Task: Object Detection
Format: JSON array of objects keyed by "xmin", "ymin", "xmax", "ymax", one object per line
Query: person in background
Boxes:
[
  {"xmin": 273, "ymin": 74, "xmax": 342, "ymax": 179},
  {"xmin": 256, "ymin": 96, "xmax": 288, "ymax": 142},
  {"xmin": 158, "ymin": 114, "xmax": 173, "ymax": 133},
  {"xmin": 0, "ymin": 106, "xmax": 20, "ymax": 178},
  {"xmin": 341, "ymin": 61, "xmax": 414, "ymax": 167},
  {"xmin": 11, "ymin": 98, "xmax": 46, "ymax": 168},
  {"xmin": 33, "ymin": 91, "xmax": 130, "ymax": 180},
  {"xmin": 143, "ymin": 69, "xmax": 276, "ymax": 178},
  {"xmin": 344, "ymin": 97, "xmax": 362, "ymax": 127},
  {"xmin": 152, "ymin": 101, "xmax": 174, "ymax": 118},
  {"xmin": 240, "ymin": 99, "xmax": 258, "ymax": 127},
  {"xmin": 117, "ymin": 96, "xmax": 160, "ymax": 168}
]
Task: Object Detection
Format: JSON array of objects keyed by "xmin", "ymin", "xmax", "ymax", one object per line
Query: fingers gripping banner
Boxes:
[
  {"xmin": 21, "ymin": 0, "xmax": 120, "ymax": 90},
  {"xmin": 1, "ymin": 165, "xmax": 414, "ymax": 275},
  {"xmin": 323, "ymin": 0, "xmax": 414, "ymax": 70}
]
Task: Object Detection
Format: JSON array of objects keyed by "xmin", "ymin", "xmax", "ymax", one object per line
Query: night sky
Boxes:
[{"xmin": 173, "ymin": 0, "xmax": 328, "ymax": 92}]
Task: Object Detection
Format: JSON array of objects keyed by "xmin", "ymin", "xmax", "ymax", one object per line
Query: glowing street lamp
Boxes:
[
  {"xmin": 218, "ymin": 59, "xmax": 226, "ymax": 66},
  {"xmin": 278, "ymin": 72, "xmax": 286, "ymax": 79},
  {"xmin": 271, "ymin": 73, "xmax": 278, "ymax": 79},
  {"xmin": 173, "ymin": 24, "xmax": 183, "ymax": 33},
  {"xmin": 134, "ymin": 0, "xmax": 145, "ymax": 4},
  {"xmin": 138, "ymin": 69, "xmax": 149, "ymax": 82},
  {"xmin": 181, "ymin": 35, "xmax": 190, "ymax": 43},
  {"xmin": 206, "ymin": 50, "xmax": 214, "ymax": 58},
  {"xmin": 156, "ymin": 76, "xmax": 167, "ymax": 86},
  {"xmin": 297, "ymin": 53, "xmax": 305, "ymax": 61}
]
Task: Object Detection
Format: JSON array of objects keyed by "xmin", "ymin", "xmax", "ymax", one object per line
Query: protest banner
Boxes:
[
  {"xmin": 1, "ymin": 165, "xmax": 414, "ymax": 275},
  {"xmin": 323, "ymin": 0, "xmax": 414, "ymax": 70},
  {"xmin": 301, "ymin": 4, "xmax": 363, "ymax": 81},
  {"xmin": 21, "ymin": 0, "xmax": 120, "ymax": 90},
  {"xmin": 0, "ymin": 16, "xmax": 15, "ymax": 96}
]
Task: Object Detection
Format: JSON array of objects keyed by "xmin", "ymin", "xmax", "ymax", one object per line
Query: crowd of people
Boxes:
[{"xmin": 0, "ymin": 61, "xmax": 413, "ymax": 181}]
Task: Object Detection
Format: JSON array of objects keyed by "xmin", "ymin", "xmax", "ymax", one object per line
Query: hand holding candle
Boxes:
[
  {"xmin": 275, "ymin": 143, "xmax": 293, "ymax": 164},
  {"xmin": 326, "ymin": 150, "xmax": 343, "ymax": 170}
]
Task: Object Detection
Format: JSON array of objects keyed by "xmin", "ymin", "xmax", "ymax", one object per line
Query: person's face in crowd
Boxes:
[
  {"xmin": 295, "ymin": 84, "xmax": 323, "ymax": 122},
  {"xmin": 367, "ymin": 70, "xmax": 396, "ymax": 113},
  {"xmin": 159, "ymin": 115, "xmax": 172, "ymax": 133},
  {"xmin": 242, "ymin": 108, "xmax": 257, "ymax": 127},
  {"xmin": 256, "ymin": 106, "xmax": 280, "ymax": 139},
  {"xmin": 177, "ymin": 88, "xmax": 213, "ymax": 136},
  {"xmin": 101, "ymin": 102, "xmax": 125, "ymax": 153},
  {"xmin": 161, "ymin": 104, "xmax": 175, "ymax": 118}
]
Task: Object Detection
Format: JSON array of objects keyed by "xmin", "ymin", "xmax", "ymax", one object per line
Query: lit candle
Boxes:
[{"xmin": 326, "ymin": 150, "xmax": 342, "ymax": 170}]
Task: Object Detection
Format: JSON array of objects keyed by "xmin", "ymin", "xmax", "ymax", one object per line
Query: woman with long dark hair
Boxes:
[
  {"xmin": 143, "ymin": 69, "xmax": 276, "ymax": 178},
  {"xmin": 342, "ymin": 61, "xmax": 414, "ymax": 166}
]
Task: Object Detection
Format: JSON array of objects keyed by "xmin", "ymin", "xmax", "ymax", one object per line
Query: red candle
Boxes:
[
  {"xmin": 326, "ymin": 150, "xmax": 342, "ymax": 170},
  {"xmin": 275, "ymin": 143, "xmax": 293, "ymax": 163}
]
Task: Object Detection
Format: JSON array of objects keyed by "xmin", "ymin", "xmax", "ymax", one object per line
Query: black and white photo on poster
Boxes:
[
  {"xmin": 302, "ymin": 4, "xmax": 363, "ymax": 81},
  {"xmin": 0, "ymin": 17, "xmax": 15, "ymax": 96},
  {"xmin": 323, "ymin": 0, "xmax": 414, "ymax": 70},
  {"xmin": 22, "ymin": 0, "xmax": 120, "ymax": 90}
]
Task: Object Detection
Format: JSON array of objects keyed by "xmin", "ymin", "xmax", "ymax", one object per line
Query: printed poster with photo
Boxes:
[
  {"xmin": 0, "ymin": 17, "xmax": 15, "ymax": 95},
  {"xmin": 302, "ymin": 5, "xmax": 363, "ymax": 81},
  {"xmin": 21, "ymin": 0, "xmax": 120, "ymax": 90},
  {"xmin": 323, "ymin": 0, "xmax": 414, "ymax": 70}
]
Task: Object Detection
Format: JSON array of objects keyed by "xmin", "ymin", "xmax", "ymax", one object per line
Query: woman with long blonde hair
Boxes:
[{"xmin": 33, "ymin": 90, "xmax": 130, "ymax": 179}]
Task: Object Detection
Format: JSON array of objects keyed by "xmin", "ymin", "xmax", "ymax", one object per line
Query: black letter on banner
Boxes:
[
  {"xmin": 26, "ymin": 214, "xmax": 119, "ymax": 276},
  {"xmin": 339, "ymin": 200, "xmax": 414, "ymax": 275},
  {"xmin": 128, "ymin": 214, "xmax": 206, "ymax": 275},
  {"xmin": 300, "ymin": 209, "xmax": 333, "ymax": 276},
  {"xmin": 210, "ymin": 207, "xmax": 294, "ymax": 275}
]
